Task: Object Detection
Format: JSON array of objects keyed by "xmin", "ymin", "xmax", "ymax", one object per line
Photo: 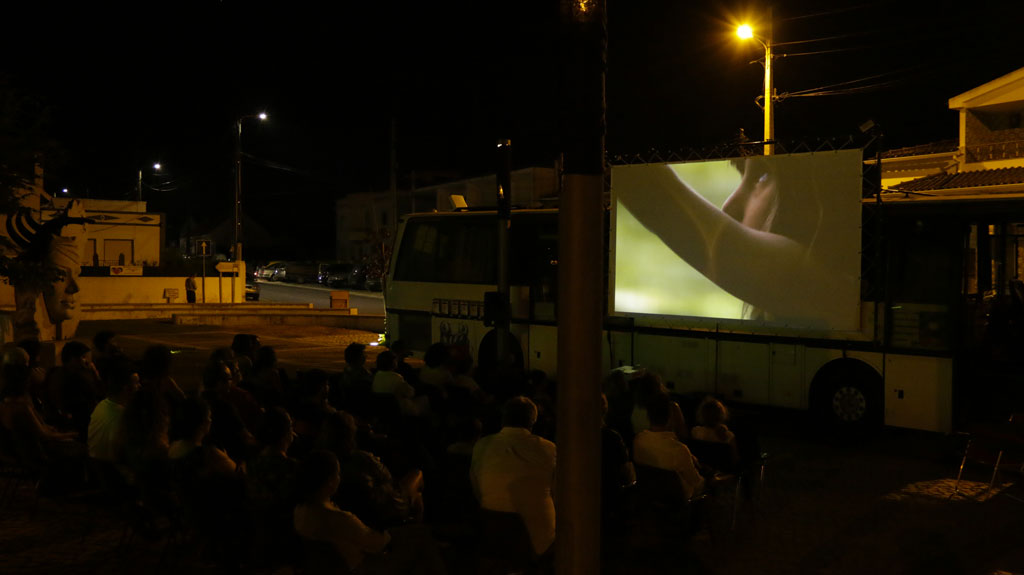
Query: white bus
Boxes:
[{"xmin": 385, "ymin": 148, "xmax": 1018, "ymax": 433}]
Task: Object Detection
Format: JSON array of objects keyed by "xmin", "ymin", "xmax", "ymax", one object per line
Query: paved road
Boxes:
[
  {"xmin": 76, "ymin": 319, "xmax": 388, "ymax": 395},
  {"xmin": 254, "ymin": 279, "xmax": 385, "ymax": 314}
]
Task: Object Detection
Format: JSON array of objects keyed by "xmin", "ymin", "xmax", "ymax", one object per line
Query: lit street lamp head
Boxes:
[{"xmin": 737, "ymin": 24, "xmax": 753, "ymax": 39}]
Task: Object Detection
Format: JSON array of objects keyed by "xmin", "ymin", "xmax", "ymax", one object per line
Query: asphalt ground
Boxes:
[
  {"xmin": 76, "ymin": 319, "xmax": 389, "ymax": 395},
  {"xmin": 2, "ymin": 320, "xmax": 1022, "ymax": 574}
]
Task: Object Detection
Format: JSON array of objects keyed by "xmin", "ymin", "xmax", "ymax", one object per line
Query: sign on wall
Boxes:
[{"xmin": 110, "ymin": 265, "xmax": 143, "ymax": 276}]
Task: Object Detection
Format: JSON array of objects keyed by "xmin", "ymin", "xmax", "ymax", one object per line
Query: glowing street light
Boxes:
[
  {"xmin": 737, "ymin": 20, "xmax": 775, "ymax": 154},
  {"xmin": 137, "ymin": 162, "xmax": 162, "ymax": 201},
  {"xmin": 235, "ymin": 112, "xmax": 268, "ymax": 261}
]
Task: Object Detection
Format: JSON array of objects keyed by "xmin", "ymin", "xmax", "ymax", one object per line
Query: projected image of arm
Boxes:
[{"xmin": 614, "ymin": 154, "xmax": 859, "ymax": 327}]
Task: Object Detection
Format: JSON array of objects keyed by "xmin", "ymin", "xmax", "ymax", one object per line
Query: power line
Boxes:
[{"xmin": 777, "ymin": 3, "xmax": 878, "ymax": 22}]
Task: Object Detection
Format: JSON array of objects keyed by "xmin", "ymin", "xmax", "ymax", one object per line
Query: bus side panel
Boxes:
[
  {"xmin": 527, "ymin": 324, "xmax": 558, "ymax": 378},
  {"xmin": 431, "ymin": 317, "xmax": 488, "ymax": 360},
  {"xmin": 884, "ymin": 354, "xmax": 953, "ymax": 433},
  {"xmin": 718, "ymin": 341, "xmax": 771, "ymax": 405},
  {"xmin": 634, "ymin": 334, "xmax": 715, "ymax": 396},
  {"xmin": 769, "ymin": 343, "xmax": 805, "ymax": 409},
  {"xmin": 603, "ymin": 329, "xmax": 635, "ymax": 373}
]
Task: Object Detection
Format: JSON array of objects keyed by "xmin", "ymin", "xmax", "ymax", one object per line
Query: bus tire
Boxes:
[{"xmin": 810, "ymin": 359, "xmax": 883, "ymax": 428}]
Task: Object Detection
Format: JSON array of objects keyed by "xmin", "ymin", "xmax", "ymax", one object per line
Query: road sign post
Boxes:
[{"xmin": 196, "ymin": 239, "xmax": 211, "ymax": 303}]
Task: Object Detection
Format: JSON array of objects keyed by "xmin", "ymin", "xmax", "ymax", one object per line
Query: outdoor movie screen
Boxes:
[{"xmin": 611, "ymin": 149, "xmax": 863, "ymax": 331}]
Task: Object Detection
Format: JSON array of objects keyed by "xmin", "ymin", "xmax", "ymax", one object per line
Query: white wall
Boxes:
[{"xmin": 0, "ymin": 275, "xmax": 246, "ymax": 306}]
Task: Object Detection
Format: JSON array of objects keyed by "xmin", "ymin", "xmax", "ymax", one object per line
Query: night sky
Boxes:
[{"xmin": 4, "ymin": 1, "xmax": 1022, "ymax": 258}]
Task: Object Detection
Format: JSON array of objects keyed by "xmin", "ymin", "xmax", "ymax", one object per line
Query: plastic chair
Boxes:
[
  {"xmin": 0, "ymin": 427, "xmax": 43, "ymax": 511},
  {"xmin": 632, "ymin": 463, "xmax": 708, "ymax": 540},
  {"xmin": 953, "ymin": 413, "xmax": 1024, "ymax": 501},
  {"xmin": 684, "ymin": 439, "xmax": 745, "ymax": 531},
  {"xmin": 477, "ymin": 508, "xmax": 549, "ymax": 574},
  {"xmin": 300, "ymin": 537, "xmax": 352, "ymax": 575}
]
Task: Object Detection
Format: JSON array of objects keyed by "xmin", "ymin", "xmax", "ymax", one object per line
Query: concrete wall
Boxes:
[
  {"xmin": 0, "ymin": 276, "xmax": 246, "ymax": 306},
  {"xmin": 80, "ymin": 276, "xmax": 246, "ymax": 304}
]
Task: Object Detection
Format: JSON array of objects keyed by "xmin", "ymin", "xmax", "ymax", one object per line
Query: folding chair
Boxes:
[
  {"xmin": 632, "ymin": 463, "xmax": 709, "ymax": 541},
  {"xmin": 953, "ymin": 413, "xmax": 1024, "ymax": 501},
  {"xmin": 683, "ymin": 439, "xmax": 745, "ymax": 531},
  {"xmin": 477, "ymin": 508, "xmax": 550, "ymax": 575}
]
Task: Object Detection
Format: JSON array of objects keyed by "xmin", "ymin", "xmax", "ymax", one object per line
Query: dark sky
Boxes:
[{"xmin": 4, "ymin": 1, "xmax": 1022, "ymax": 254}]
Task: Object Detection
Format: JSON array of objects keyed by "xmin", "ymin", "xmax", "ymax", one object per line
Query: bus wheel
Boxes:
[{"xmin": 811, "ymin": 360, "xmax": 882, "ymax": 428}]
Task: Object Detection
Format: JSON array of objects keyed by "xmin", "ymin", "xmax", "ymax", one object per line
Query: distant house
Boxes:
[
  {"xmin": 878, "ymin": 66, "xmax": 1024, "ymax": 300},
  {"xmin": 881, "ymin": 66, "xmax": 1024, "ymax": 193},
  {"xmin": 334, "ymin": 167, "xmax": 557, "ymax": 264},
  {"xmin": 46, "ymin": 196, "xmax": 162, "ymax": 267},
  {"xmin": 4, "ymin": 167, "xmax": 164, "ymax": 267}
]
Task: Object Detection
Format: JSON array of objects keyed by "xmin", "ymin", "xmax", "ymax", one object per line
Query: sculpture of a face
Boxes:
[{"xmin": 42, "ymin": 236, "xmax": 82, "ymax": 323}]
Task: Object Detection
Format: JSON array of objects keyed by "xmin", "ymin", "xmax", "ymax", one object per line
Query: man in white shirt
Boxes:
[
  {"xmin": 633, "ymin": 392, "xmax": 705, "ymax": 500},
  {"xmin": 87, "ymin": 357, "xmax": 140, "ymax": 462},
  {"xmin": 470, "ymin": 396, "xmax": 556, "ymax": 555}
]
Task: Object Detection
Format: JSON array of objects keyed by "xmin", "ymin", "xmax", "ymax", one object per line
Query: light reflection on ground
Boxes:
[{"xmin": 883, "ymin": 478, "xmax": 1018, "ymax": 503}]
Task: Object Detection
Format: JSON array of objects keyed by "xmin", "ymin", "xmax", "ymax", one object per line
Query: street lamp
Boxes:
[
  {"xmin": 235, "ymin": 112, "xmax": 267, "ymax": 261},
  {"xmin": 137, "ymin": 163, "xmax": 162, "ymax": 201},
  {"xmin": 737, "ymin": 21, "xmax": 775, "ymax": 155}
]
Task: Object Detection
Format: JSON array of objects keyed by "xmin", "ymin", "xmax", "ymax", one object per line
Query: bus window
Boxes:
[
  {"xmin": 394, "ymin": 218, "xmax": 497, "ymax": 284},
  {"xmin": 511, "ymin": 214, "xmax": 559, "ymax": 321}
]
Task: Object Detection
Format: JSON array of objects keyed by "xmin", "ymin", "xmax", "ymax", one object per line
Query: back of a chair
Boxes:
[
  {"xmin": 634, "ymin": 463, "xmax": 688, "ymax": 509},
  {"xmin": 301, "ymin": 537, "xmax": 351, "ymax": 575},
  {"xmin": 368, "ymin": 393, "xmax": 403, "ymax": 431},
  {"xmin": 478, "ymin": 508, "xmax": 536, "ymax": 564},
  {"xmin": 685, "ymin": 438, "xmax": 738, "ymax": 473}
]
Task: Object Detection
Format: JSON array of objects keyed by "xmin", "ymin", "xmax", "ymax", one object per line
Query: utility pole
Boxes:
[
  {"xmin": 495, "ymin": 139, "xmax": 513, "ymax": 369},
  {"xmin": 556, "ymin": 1, "xmax": 606, "ymax": 573}
]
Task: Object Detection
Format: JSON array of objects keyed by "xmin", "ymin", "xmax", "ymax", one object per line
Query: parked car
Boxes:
[
  {"xmin": 322, "ymin": 263, "xmax": 355, "ymax": 287},
  {"xmin": 348, "ymin": 264, "xmax": 383, "ymax": 291},
  {"xmin": 255, "ymin": 261, "xmax": 286, "ymax": 281},
  {"xmin": 282, "ymin": 261, "xmax": 332, "ymax": 284},
  {"xmin": 245, "ymin": 282, "xmax": 260, "ymax": 301}
]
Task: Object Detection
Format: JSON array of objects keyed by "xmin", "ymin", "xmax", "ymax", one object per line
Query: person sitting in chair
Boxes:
[
  {"xmin": 470, "ymin": 396, "xmax": 556, "ymax": 556},
  {"xmin": 633, "ymin": 391, "xmax": 705, "ymax": 500}
]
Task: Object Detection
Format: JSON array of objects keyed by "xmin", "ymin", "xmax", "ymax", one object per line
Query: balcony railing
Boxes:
[{"xmin": 965, "ymin": 139, "xmax": 1024, "ymax": 163}]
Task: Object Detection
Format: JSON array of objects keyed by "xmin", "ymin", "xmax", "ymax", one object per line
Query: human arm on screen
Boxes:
[{"xmin": 615, "ymin": 164, "xmax": 853, "ymax": 319}]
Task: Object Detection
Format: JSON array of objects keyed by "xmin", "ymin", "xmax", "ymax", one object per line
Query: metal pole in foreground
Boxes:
[
  {"xmin": 763, "ymin": 7, "xmax": 774, "ymax": 156},
  {"xmin": 556, "ymin": 1, "xmax": 606, "ymax": 573},
  {"xmin": 496, "ymin": 139, "xmax": 512, "ymax": 369}
]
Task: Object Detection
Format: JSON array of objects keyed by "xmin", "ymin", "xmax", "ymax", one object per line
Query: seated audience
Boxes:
[
  {"xmin": 247, "ymin": 406, "xmax": 301, "ymax": 566},
  {"xmin": 87, "ymin": 357, "xmax": 140, "ymax": 463},
  {"xmin": 1, "ymin": 362, "xmax": 83, "ymax": 462},
  {"xmin": 630, "ymin": 373, "xmax": 688, "ymax": 442},
  {"xmin": 169, "ymin": 397, "xmax": 238, "ymax": 476},
  {"xmin": 632, "ymin": 392, "xmax": 705, "ymax": 500},
  {"xmin": 470, "ymin": 396, "xmax": 556, "ymax": 556},
  {"xmin": 691, "ymin": 395, "xmax": 739, "ymax": 465},
  {"xmin": 248, "ymin": 346, "xmax": 287, "ymax": 408},
  {"xmin": 293, "ymin": 450, "xmax": 447, "ymax": 575},
  {"xmin": 47, "ymin": 340, "xmax": 104, "ymax": 438},
  {"xmin": 91, "ymin": 330, "xmax": 126, "ymax": 380},
  {"xmin": 290, "ymin": 369, "xmax": 337, "ymax": 455},
  {"xmin": 139, "ymin": 345, "xmax": 185, "ymax": 411},
  {"xmin": 316, "ymin": 410, "xmax": 424, "ymax": 529},
  {"xmin": 418, "ymin": 343, "xmax": 454, "ymax": 393},
  {"xmin": 601, "ymin": 393, "xmax": 634, "ymax": 518},
  {"xmin": 232, "ymin": 333, "xmax": 261, "ymax": 382},
  {"xmin": 331, "ymin": 342, "xmax": 373, "ymax": 410},
  {"xmin": 200, "ymin": 359, "xmax": 259, "ymax": 462},
  {"xmin": 372, "ymin": 351, "xmax": 427, "ymax": 417}
]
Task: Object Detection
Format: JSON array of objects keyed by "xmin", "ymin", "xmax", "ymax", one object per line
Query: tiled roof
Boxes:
[
  {"xmin": 894, "ymin": 166, "xmax": 1024, "ymax": 192},
  {"xmin": 881, "ymin": 140, "xmax": 958, "ymax": 159}
]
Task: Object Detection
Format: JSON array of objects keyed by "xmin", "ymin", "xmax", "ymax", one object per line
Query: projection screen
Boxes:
[{"xmin": 611, "ymin": 149, "xmax": 863, "ymax": 331}]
